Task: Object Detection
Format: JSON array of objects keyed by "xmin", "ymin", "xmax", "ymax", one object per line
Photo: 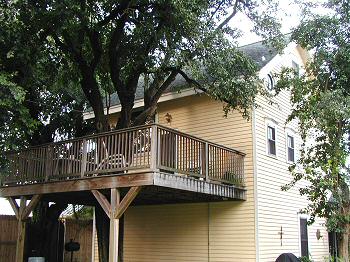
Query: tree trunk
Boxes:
[
  {"xmin": 117, "ymin": 100, "xmax": 134, "ymax": 129},
  {"xmin": 96, "ymin": 206, "xmax": 110, "ymax": 262},
  {"xmin": 27, "ymin": 201, "xmax": 67, "ymax": 261},
  {"xmin": 80, "ymin": 69, "xmax": 109, "ymax": 133},
  {"xmin": 339, "ymin": 223, "xmax": 350, "ymax": 261}
]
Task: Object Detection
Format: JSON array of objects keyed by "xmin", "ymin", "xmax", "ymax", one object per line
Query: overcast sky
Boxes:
[
  {"xmin": 0, "ymin": 1, "xmax": 304, "ymax": 216},
  {"xmin": 235, "ymin": 0, "xmax": 302, "ymax": 45}
]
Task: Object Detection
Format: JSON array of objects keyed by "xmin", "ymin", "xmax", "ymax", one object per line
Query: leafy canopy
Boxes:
[{"xmin": 1, "ymin": 0, "xmax": 284, "ymax": 133}]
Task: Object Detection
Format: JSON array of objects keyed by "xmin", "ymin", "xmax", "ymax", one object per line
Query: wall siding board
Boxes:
[
  {"xmin": 123, "ymin": 94, "xmax": 255, "ymax": 262},
  {"xmin": 255, "ymin": 44, "xmax": 329, "ymax": 261}
]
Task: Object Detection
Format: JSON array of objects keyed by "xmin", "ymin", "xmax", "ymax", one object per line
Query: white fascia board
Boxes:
[{"xmin": 83, "ymin": 88, "xmax": 200, "ymax": 120}]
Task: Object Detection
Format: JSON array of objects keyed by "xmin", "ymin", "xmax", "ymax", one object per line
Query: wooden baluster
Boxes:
[
  {"xmin": 80, "ymin": 139, "xmax": 87, "ymax": 178},
  {"xmin": 45, "ymin": 146, "xmax": 52, "ymax": 182},
  {"xmin": 205, "ymin": 143, "xmax": 209, "ymax": 181}
]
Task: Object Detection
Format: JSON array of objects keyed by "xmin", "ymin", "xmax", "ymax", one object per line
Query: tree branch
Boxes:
[
  {"xmin": 97, "ymin": 2, "xmax": 129, "ymax": 27},
  {"xmin": 175, "ymin": 69, "xmax": 232, "ymax": 105},
  {"xmin": 133, "ymin": 70, "xmax": 178, "ymax": 126},
  {"xmin": 209, "ymin": 0, "xmax": 226, "ymax": 21},
  {"xmin": 50, "ymin": 31, "xmax": 107, "ymax": 132},
  {"xmin": 87, "ymin": 28, "xmax": 102, "ymax": 70},
  {"xmin": 97, "ymin": 2, "xmax": 156, "ymax": 27},
  {"xmin": 109, "ymin": 1, "xmax": 131, "ymax": 93},
  {"xmin": 216, "ymin": 0, "xmax": 240, "ymax": 30},
  {"xmin": 174, "ymin": 69, "xmax": 206, "ymax": 92}
]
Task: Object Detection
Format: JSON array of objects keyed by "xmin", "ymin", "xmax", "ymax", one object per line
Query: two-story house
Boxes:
[{"xmin": 1, "ymin": 40, "xmax": 330, "ymax": 262}]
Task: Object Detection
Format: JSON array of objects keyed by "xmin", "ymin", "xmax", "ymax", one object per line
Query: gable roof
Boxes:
[{"xmin": 239, "ymin": 40, "xmax": 278, "ymax": 69}]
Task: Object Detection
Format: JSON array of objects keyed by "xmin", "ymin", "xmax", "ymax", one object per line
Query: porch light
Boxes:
[{"xmin": 316, "ymin": 229, "xmax": 322, "ymax": 240}]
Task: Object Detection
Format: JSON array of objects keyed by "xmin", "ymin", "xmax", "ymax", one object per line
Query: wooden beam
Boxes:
[
  {"xmin": 21, "ymin": 195, "xmax": 41, "ymax": 220},
  {"xmin": 109, "ymin": 188, "xmax": 120, "ymax": 262},
  {"xmin": 115, "ymin": 186, "xmax": 142, "ymax": 219},
  {"xmin": 0, "ymin": 173, "xmax": 154, "ymax": 197},
  {"xmin": 91, "ymin": 190, "xmax": 111, "ymax": 218},
  {"xmin": 15, "ymin": 197, "xmax": 26, "ymax": 262},
  {"xmin": 153, "ymin": 172, "xmax": 246, "ymax": 200},
  {"xmin": 7, "ymin": 197, "xmax": 20, "ymax": 220}
]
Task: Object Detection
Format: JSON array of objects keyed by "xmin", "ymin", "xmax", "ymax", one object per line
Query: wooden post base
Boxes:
[
  {"xmin": 92, "ymin": 187, "xmax": 142, "ymax": 262},
  {"xmin": 8, "ymin": 195, "xmax": 42, "ymax": 262}
]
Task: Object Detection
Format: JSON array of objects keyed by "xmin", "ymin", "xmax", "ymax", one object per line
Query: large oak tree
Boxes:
[{"xmin": 1, "ymin": 0, "xmax": 284, "ymax": 261}]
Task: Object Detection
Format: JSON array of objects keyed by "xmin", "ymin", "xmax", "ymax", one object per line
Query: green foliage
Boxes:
[
  {"xmin": 70, "ymin": 205, "xmax": 94, "ymax": 220},
  {"xmin": 0, "ymin": 73, "xmax": 37, "ymax": 151},
  {"xmin": 299, "ymin": 256, "xmax": 313, "ymax": 262},
  {"xmin": 329, "ymin": 256, "xmax": 346, "ymax": 262},
  {"xmin": 1, "ymin": 2, "xmax": 284, "ymax": 261},
  {"xmin": 277, "ymin": 0, "xmax": 350, "ymax": 236},
  {"xmin": 0, "ymin": 1, "xmax": 91, "ymax": 148},
  {"xmin": 1, "ymin": 0, "xmax": 284, "ymax": 129}
]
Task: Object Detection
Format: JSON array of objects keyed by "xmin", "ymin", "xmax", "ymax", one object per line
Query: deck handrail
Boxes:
[
  {"xmin": 4, "ymin": 124, "xmax": 246, "ymax": 157},
  {"xmin": 1, "ymin": 124, "xmax": 245, "ymax": 187}
]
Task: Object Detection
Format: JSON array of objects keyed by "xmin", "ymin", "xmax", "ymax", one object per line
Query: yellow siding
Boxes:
[
  {"xmin": 124, "ymin": 204, "xmax": 209, "ymax": 262},
  {"xmin": 124, "ymin": 94, "xmax": 256, "ymax": 261},
  {"xmin": 254, "ymin": 44, "xmax": 329, "ymax": 261}
]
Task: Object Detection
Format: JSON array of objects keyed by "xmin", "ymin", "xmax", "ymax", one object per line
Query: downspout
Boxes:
[
  {"xmin": 252, "ymin": 107, "xmax": 260, "ymax": 262},
  {"xmin": 208, "ymin": 202, "xmax": 210, "ymax": 262}
]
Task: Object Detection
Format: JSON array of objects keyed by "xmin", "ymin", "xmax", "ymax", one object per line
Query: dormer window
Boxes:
[{"xmin": 264, "ymin": 74, "xmax": 274, "ymax": 91}]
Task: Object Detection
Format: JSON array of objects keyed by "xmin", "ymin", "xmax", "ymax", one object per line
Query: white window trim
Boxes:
[
  {"xmin": 285, "ymin": 127, "xmax": 298, "ymax": 163},
  {"xmin": 265, "ymin": 118, "xmax": 278, "ymax": 158},
  {"xmin": 264, "ymin": 73, "xmax": 276, "ymax": 93},
  {"xmin": 297, "ymin": 213, "xmax": 310, "ymax": 258},
  {"xmin": 285, "ymin": 130, "xmax": 296, "ymax": 164}
]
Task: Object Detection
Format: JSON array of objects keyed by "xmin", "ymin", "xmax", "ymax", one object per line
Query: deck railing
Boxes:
[{"xmin": 1, "ymin": 124, "xmax": 245, "ymax": 187}]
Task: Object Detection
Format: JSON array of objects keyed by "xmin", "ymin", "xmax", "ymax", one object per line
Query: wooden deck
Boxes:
[{"xmin": 0, "ymin": 124, "xmax": 246, "ymax": 201}]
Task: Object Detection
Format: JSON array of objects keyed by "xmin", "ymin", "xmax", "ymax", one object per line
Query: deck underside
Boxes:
[{"xmin": 0, "ymin": 171, "xmax": 246, "ymax": 205}]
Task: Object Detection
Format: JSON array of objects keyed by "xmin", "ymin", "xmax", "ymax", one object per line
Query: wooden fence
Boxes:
[
  {"xmin": 0, "ymin": 215, "xmax": 17, "ymax": 262},
  {"xmin": 2, "ymin": 124, "xmax": 245, "ymax": 187},
  {"xmin": 0, "ymin": 215, "xmax": 93, "ymax": 262},
  {"xmin": 64, "ymin": 219, "xmax": 93, "ymax": 262}
]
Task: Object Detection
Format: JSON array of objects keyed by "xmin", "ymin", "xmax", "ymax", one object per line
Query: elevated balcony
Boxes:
[{"xmin": 0, "ymin": 124, "xmax": 246, "ymax": 203}]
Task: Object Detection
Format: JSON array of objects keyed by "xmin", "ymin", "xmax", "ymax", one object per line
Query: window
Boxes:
[
  {"xmin": 264, "ymin": 74, "xmax": 274, "ymax": 91},
  {"xmin": 300, "ymin": 218, "xmax": 309, "ymax": 257},
  {"xmin": 287, "ymin": 135, "xmax": 295, "ymax": 162},
  {"xmin": 267, "ymin": 126, "xmax": 276, "ymax": 156}
]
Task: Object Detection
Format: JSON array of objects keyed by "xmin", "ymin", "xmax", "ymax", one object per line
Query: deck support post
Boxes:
[
  {"xmin": 16, "ymin": 197, "xmax": 26, "ymax": 262},
  {"xmin": 7, "ymin": 195, "xmax": 42, "ymax": 262},
  {"xmin": 91, "ymin": 187, "xmax": 142, "ymax": 262},
  {"xmin": 109, "ymin": 188, "xmax": 120, "ymax": 262}
]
